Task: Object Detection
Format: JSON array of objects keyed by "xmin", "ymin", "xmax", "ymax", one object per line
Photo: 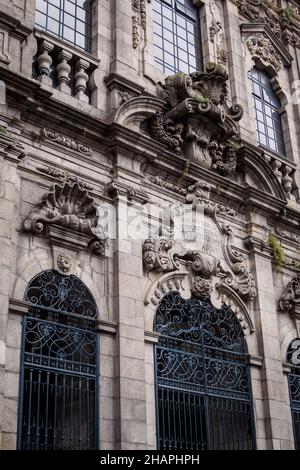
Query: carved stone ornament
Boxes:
[
  {"xmin": 237, "ymin": 0, "xmax": 300, "ymax": 49},
  {"xmin": 279, "ymin": 275, "xmax": 300, "ymax": 316},
  {"xmin": 24, "ymin": 180, "xmax": 106, "ymax": 255},
  {"xmin": 57, "ymin": 253, "xmax": 72, "ymax": 273},
  {"xmin": 246, "ymin": 34, "xmax": 283, "ymax": 72},
  {"xmin": 149, "ymin": 63, "xmax": 243, "ymax": 176},
  {"xmin": 143, "ymin": 181, "xmax": 256, "ymax": 305},
  {"xmin": 40, "ymin": 128, "xmax": 92, "ymax": 156}
]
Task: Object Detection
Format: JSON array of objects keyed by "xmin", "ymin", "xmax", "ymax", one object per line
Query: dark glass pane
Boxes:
[
  {"xmin": 35, "ymin": 0, "xmax": 91, "ymax": 51},
  {"xmin": 153, "ymin": 0, "xmax": 202, "ymax": 74}
]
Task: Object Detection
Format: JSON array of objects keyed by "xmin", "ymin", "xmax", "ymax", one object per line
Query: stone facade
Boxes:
[{"xmin": 0, "ymin": 0, "xmax": 299, "ymax": 451}]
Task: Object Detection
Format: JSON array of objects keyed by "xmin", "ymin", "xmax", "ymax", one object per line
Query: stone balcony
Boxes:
[{"xmin": 33, "ymin": 30, "xmax": 100, "ymax": 105}]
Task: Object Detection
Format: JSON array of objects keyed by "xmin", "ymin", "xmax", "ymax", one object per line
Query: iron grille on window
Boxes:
[
  {"xmin": 18, "ymin": 270, "xmax": 99, "ymax": 450},
  {"xmin": 287, "ymin": 339, "xmax": 300, "ymax": 450},
  {"xmin": 35, "ymin": 0, "xmax": 92, "ymax": 52},
  {"xmin": 248, "ymin": 68, "xmax": 285, "ymax": 156},
  {"xmin": 153, "ymin": 0, "xmax": 202, "ymax": 75},
  {"xmin": 155, "ymin": 291, "xmax": 256, "ymax": 450}
]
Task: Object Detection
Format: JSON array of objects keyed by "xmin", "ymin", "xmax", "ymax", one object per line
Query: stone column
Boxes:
[
  {"xmin": 109, "ymin": 181, "xmax": 149, "ymax": 450},
  {"xmin": 247, "ymin": 232, "xmax": 295, "ymax": 450}
]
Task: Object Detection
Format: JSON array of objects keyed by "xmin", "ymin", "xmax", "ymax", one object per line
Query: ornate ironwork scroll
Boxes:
[
  {"xmin": 155, "ymin": 291, "xmax": 256, "ymax": 450},
  {"xmin": 18, "ymin": 270, "xmax": 99, "ymax": 450},
  {"xmin": 287, "ymin": 339, "xmax": 300, "ymax": 450}
]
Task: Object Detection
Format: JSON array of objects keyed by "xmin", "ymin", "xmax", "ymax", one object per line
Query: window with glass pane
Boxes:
[
  {"xmin": 35, "ymin": 0, "xmax": 92, "ymax": 51},
  {"xmin": 153, "ymin": 0, "xmax": 202, "ymax": 75},
  {"xmin": 248, "ymin": 68, "xmax": 285, "ymax": 156}
]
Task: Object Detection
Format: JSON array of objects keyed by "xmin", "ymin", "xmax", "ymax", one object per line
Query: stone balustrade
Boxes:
[
  {"xmin": 263, "ymin": 152, "xmax": 297, "ymax": 200},
  {"xmin": 33, "ymin": 31, "xmax": 99, "ymax": 104}
]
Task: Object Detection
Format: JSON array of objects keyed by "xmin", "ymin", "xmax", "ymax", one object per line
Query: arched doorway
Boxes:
[
  {"xmin": 17, "ymin": 270, "xmax": 99, "ymax": 450},
  {"xmin": 287, "ymin": 339, "xmax": 300, "ymax": 450},
  {"xmin": 154, "ymin": 291, "xmax": 256, "ymax": 450}
]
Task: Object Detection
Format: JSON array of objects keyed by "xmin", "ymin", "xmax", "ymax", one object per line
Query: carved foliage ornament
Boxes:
[
  {"xmin": 57, "ymin": 253, "xmax": 72, "ymax": 273},
  {"xmin": 40, "ymin": 129, "xmax": 92, "ymax": 156},
  {"xmin": 143, "ymin": 181, "xmax": 256, "ymax": 303},
  {"xmin": 237, "ymin": 0, "xmax": 300, "ymax": 48},
  {"xmin": 246, "ymin": 34, "xmax": 283, "ymax": 72},
  {"xmin": 279, "ymin": 275, "xmax": 300, "ymax": 316},
  {"xmin": 150, "ymin": 63, "xmax": 243, "ymax": 177},
  {"xmin": 24, "ymin": 180, "xmax": 106, "ymax": 255}
]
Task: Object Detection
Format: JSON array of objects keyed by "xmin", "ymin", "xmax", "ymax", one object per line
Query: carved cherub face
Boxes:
[{"xmin": 57, "ymin": 253, "xmax": 72, "ymax": 273}]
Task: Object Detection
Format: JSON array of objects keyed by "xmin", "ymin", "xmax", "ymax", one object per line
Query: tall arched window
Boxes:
[
  {"xmin": 287, "ymin": 339, "xmax": 300, "ymax": 450},
  {"xmin": 248, "ymin": 68, "xmax": 285, "ymax": 156},
  {"xmin": 35, "ymin": 0, "xmax": 92, "ymax": 51},
  {"xmin": 154, "ymin": 291, "xmax": 256, "ymax": 450},
  {"xmin": 17, "ymin": 270, "xmax": 99, "ymax": 450},
  {"xmin": 153, "ymin": 0, "xmax": 202, "ymax": 74}
]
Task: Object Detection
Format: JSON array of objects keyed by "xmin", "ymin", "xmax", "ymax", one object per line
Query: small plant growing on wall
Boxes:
[{"xmin": 268, "ymin": 233, "xmax": 285, "ymax": 271}]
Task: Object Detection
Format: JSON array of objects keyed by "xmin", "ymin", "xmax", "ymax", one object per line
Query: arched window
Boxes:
[
  {"xmin": 17, "ymin": 270, "xmax": 99, "ymax": 450},
  {"xmin": 35, "ymin": 0, "xmax": 92, "ymax": 51},
  {"xmin": 287, "ymin": 339, "xmax": 300, "ymax": 450},
  {"xmin": 153, "ymin": 0, "xmax": 202, "ymax": 75},
  {"xmin": 248, "ymin": 68, "xmax": 285, "ymax": 156},
  {"xmin": 154, "ymin": 291, "xmax": 256, "ymax": 450}
]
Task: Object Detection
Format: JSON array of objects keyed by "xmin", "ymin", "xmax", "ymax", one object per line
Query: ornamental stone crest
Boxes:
[
  {"xmin": 149, "ymin": 63, "xmax": 243, "ymax": 177},
  {"xmin": 24, "ymin": 180, "xmax": 106, "ymax": 255},
  {"xmin": 246, "ymin": 34, "xmax": 283, "ymax": 72},
  {"xmin": 143, "ymin": 181, "xmax": 256, "ymax": 306},
  {"xmin": 279, "ymin": 275, "xmax": 300, "ymax": 317},
  {"xmin": 57, "ymin": 253, "xmax": 72, "ymax": 273}
]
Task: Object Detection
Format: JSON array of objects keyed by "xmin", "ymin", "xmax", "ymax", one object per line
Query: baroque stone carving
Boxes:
[
  {"xmin": 24, "ymin": 180, "xmax": 106, "ymax": 255},
  {"xmin": 192, "ymin": 277, "xmax": 213, "ymax": 300},
  {"xmin": 149, "ymin": 63, "xmax": 243, "ymax": 176},
  {"xmin": 143, "ymin": 181, "xmax": 256, "ymax": 303},
  {"xmin": 246, "ymin": 34, "xmax": 283, "ymax": 72},
  {"xmin": 275, "ymin": 227, "xmax": 300, "ymax": 245},
  {"xmin": 57, "ymin": 253, "xmax": 72, "ymax": 273},
  {"xmin": 279, "ymin": 275, "xmax": 300, "ymax": 316},
  {"xmin": 40, "ymin": 129, "xmax": 92, "ymax": 156},
  {"xmin": 36, "ymin": 166, "xmax": 95, "ymax": 192}
]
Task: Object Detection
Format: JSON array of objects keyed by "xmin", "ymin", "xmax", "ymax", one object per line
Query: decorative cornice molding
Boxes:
[{"xmin": 107, "ymin": 181, "xmax": 149, "ymax": 205}]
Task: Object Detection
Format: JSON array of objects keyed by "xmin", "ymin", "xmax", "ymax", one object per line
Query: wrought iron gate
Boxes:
[
  {"xmin": 18, "ymin": 270, "xmax": 99, "ymax": 450},
  {"xmin": 155, "ymin": 291, "xmax": 256, "ymax": 450}
]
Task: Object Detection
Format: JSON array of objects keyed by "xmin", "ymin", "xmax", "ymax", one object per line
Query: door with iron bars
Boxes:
[
  {"xmin": 17, "ymin": 270, "xmax": 99, "ymax": 450},
  {"xmin": 287, "ymin": 339, "xmax": 300, "ymax": 450},
  {"xmin": 155, "ymin": 291, "xmax": 256, "ymax": 450}
]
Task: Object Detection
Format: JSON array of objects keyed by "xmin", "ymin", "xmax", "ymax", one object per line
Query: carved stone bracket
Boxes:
[
  {"xmin": 279, "ymin": 275, "xmax": 300, "ymax": 317},
  {"xmin": 23, "ymin": 180, "xmax": 106, "ymax": 256},
  {"xmin": 149, "ymin": 63, "xmax": 244, "ymax": 177}
]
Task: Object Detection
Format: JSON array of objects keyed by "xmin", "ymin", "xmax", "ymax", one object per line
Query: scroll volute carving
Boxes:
[
  {"xmin": 279, "ymin": 275, "xmax": 300, "ymax": 317},
  {"xmin": 143, "ymin": 181, "xmax": 256, "ymax": 304},
  {"xmin": 150, "ymin": 63, "xmax": 243, "ymax": 176},
  {"xmin": 24, "ymin": 180, "xmax": 106, "ymax": 255}
]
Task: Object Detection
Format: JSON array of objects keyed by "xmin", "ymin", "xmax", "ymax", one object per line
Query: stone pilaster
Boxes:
[
  {"xmin": 247, "ymin": 234, "xmax": 295, "ymax": 450},
  {"xmin": 109, "ymin": 181, "xmax": 148, "ymax": 450}
]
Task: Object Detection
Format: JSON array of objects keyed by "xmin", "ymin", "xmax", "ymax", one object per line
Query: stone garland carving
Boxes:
[
  {"xmin": 132, "ymin": 0, "xmax": 151, "ymax": 48},
  {"xmin": 246, "ymin": 34, "xmax": 283, "ymax": 72},
  {"xmin": 36, "ymin": 166, "xmax": 95, "ymax": 192},
  {"xmin": 132, "ymin": 16, "xmax": 140, "ymax": 49},
  {"xmin": 24, "ymin": 180, "xmax": 106, "ymax": 255},
  {"xmin": 209, "ymin": 19, "xmax": 227, "ymax": 65},
  {"xmin": 279, "ymin": 275, "xmax": 300, "ymax": 316},
  {"xmin": 143, "ymin": 181, "xmax": 256, "ymax": 303},
  {"xmin": 149, "ymin": 63, "xmax": 243, "ymax": 177},
  {"xmin": 40, "ymin": 129, "xmax": 92, "ymax": 156}
]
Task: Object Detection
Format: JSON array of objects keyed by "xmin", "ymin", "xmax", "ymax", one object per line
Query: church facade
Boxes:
[{"xmin": 0, "ymin": 0, "xmax": 299, "ymax": 451}]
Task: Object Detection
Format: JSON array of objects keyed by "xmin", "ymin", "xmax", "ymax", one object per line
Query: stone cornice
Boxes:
[{"xmin": 0, "ymin": 10, "xmax": 32, "ymax": 41}]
